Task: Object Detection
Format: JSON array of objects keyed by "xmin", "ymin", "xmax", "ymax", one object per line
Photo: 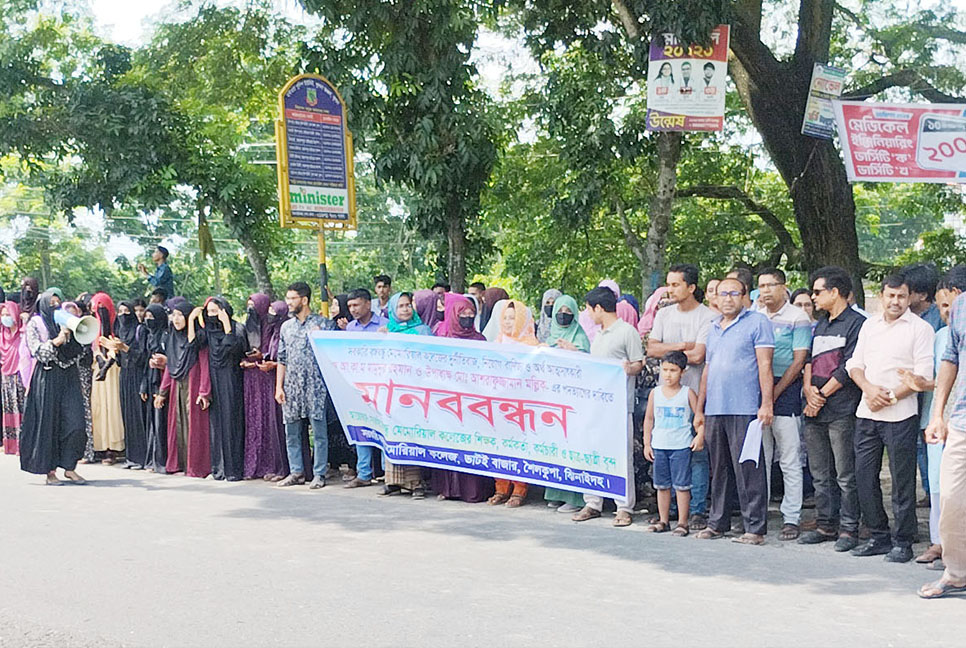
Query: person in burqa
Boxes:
[
  {"xmin": 19, "ymin": 292, "xmax": 87, "ymax": 484},
  {"xmin": 189, "ymin": 297, "xmax": 247, "ymax": 481},
  {"xmin": 141, "ymin": 303, "xmax": 169, "ymax": 472},
  {"xmin": 62, "ymin": 301, "xmax": 95, "ymax": 463},
  {"xmin": 241, "ymin": 293, "xmax": 289, "ymax": 480},
  {"xmin": 158, "ymin": 299, "xmax": 212, "ymax": 477},
  {"xmin": 110, "ymin": 301, "xmax": 149, "ymax": 469},
  {"xmin": 19, "ymin": 277, "xmax": 39, "ymax": 318}
]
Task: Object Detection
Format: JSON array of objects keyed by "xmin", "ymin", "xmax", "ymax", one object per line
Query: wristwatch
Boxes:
[{"xmin": 887, "ymin": 389, "xmax": 898, "ymax": 405}]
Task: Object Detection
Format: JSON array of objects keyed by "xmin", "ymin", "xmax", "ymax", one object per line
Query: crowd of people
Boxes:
[{"xmin": 1, "ymin": 245, "xmax": 964, "ymax": 599}]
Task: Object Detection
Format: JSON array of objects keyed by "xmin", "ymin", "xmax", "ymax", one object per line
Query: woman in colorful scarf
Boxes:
[
  {"xmin": 486, "ymin": 299, "xmax": 537, "ymax": 507},
  {"xmin": 429, "ymin": 294, "xmax": 494, "ymax": 503},
  {"xmin": 0, "ymin": 300, "xmax": 28, "ymax": 454},
  {"xmin": 542, "ymin": 294, "xmax": 590, "ymax": 512},
  {"xmin": 381, "ymin": 292, "xmax": 431, "ymax": 498}
]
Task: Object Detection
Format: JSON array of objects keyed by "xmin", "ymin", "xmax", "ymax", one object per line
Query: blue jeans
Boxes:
[
  {"xmin": 285, "ymin": 418, "xmax": 329, "ymax": 478},
  {"xmin": 689, "ymin": 446, "xmax": 709, "ymax": 515},
  {"xmin": 356, "ymin": 444, "xmax": 375, "ymax": 481}
]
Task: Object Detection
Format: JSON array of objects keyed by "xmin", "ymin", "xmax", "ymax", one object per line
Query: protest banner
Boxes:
[
  {"xmin": 833, "ymin": 100, "xmax": 966, "ymax": 183},
  {"xmin": 645, "ymin": 25, "xmax": 730, "ymax": 132},
  {"xmin": 801, "ymin": 63, "xmax": 845, "ymax": 139},
  {"xmin": 311, "ymin": 332, "xmax": 631, "ymax": 500}
]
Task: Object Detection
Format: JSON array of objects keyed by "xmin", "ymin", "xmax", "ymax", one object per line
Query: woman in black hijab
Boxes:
[
  {"xmin": 112, "ymin": 301, "xmax": 149, "ymax": 469},
  {"xmin": 190, "ymin": 297, "xmax": 246, "ymax": 481},
  {"xmin": 141, "ymin": 303, "xmax": 169, "ymax": 472},
  {"xmin": 19, "ymin": 293, "xmax": 87, "ymax": 484},
  {"xmin": 331, "ymin": 293, "xmax": 353, "ymax": 330}
]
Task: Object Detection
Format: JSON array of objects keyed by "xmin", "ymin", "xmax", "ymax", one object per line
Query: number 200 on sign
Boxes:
[{"xmin": 917, "ymin": 113, "xmax": 966, "ymax": 173}]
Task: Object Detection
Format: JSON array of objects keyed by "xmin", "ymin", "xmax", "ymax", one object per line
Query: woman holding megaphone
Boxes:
[{"xmin": 19, "ymin": 292, "xmax": 88, "ymax": 485}]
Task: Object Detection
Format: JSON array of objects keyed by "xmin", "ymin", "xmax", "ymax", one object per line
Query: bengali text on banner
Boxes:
[
  {"xmin": 310, "ymin": 332, "xmax": 630, "ymax": 499},
  {"xmin": 833, "ymin": 100, "xmax": 966, "ymax": 183}
]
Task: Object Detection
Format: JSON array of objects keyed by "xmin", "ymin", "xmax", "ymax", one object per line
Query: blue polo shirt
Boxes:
[
  {"xmin": 346, "ymin": 313, "xmax": 388, "ymax": 332},
  {"xmin": 705, "ymin": 308, "xmax": 775, "ymax": 416}
]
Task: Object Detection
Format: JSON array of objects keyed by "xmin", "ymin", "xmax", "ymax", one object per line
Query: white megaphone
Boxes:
[{"xmin": 53, "ymin": 308, "xmax": 99, "ymax": 345}]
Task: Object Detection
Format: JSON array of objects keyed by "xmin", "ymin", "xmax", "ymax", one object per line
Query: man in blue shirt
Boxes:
[
  {"xmin": 695, "ymin": 277, "xmax": 775, "ymax": 545},
  {"xmin": 139, "ymin": 245, "xmax": 175, "ymax": 301},
  {"xmin": 344, "ymin": 288, "xmax": 388, "ymax": 488}
]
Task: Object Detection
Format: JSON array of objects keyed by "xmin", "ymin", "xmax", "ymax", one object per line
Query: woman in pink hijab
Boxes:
[
  {"xmin": 1, "ymin": 301, "xmax": 28, "ymax": 454},
  {"xmin": 637, "ymin": 287, "xmax": 669, "ymax": 336}
]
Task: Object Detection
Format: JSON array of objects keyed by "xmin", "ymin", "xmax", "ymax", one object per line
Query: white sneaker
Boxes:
[{"xmin": 547, "ymin": 500, "xmax": 563, "ymax": 508}]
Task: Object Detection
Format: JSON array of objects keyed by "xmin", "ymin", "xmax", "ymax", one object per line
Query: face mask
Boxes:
[
  {"xmin": 555, "ymin": 312, "xmax": 574, "ymax": 327},
  {"xmin": 266, "ymin": 312, "xmax": 278, "ymax": 324},
  {"xmin": 458, "ymin": 315, "xmax": 475, "ymax": 330},
  {"xmin": 1, "ymin": 316, "xmax": 13, "ymax": 328},
  {"xmin": 247, "ymin": 306, "xmax": 257, "ymax": 318},
  {"xmin": 543, "ymin": 304, "xmax": 553, "ymax": 318}
]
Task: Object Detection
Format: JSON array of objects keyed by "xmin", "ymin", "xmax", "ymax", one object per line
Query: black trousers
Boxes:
[
  {"xmin": 707, "ymin": 415, "xmax": 768, "ymax": 536},
  {"xmin": 854, "ymin": 416, "xmax": 919, "ymax": 547}
]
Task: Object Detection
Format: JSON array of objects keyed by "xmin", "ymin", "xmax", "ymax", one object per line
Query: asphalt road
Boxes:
[{"xmin": 0, "ymin": 457, "xmax": 961, "ymax": 647}]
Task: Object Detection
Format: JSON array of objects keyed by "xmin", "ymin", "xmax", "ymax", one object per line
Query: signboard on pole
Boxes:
[
  {"xmin": 833, "ymin": 100, "xmax": 966, "ymax": 183},
  {"xmin": 801, "ymin": 63, "xmax": 845, "ymax": 139},
  {"xmin": 646, "ymin": 25, "xmax": 730, "ymax": 132},
  {"xmin": 275, "ymin": 74, "xmax": 357, "ymax": 230}
]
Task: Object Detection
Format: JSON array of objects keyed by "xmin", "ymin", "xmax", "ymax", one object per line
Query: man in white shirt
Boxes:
[
  {"xmin": 646, "ymin": 263, "xmax": 715, "ymax": 529},
  {"xmin": 846, "ymin": 274, "xmax": 934, "ymax": 563}
]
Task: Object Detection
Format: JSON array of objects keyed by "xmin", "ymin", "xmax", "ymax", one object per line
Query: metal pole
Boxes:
[{"xmin": 318, "ymin": 227, "xmax": 329, "ymax": 317}]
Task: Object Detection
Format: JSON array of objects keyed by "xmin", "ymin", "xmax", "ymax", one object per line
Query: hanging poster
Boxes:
[
  {"xmin": 833, "ymin": 100, "xmax": 966, "ymax": 183},
  {"xmin": 646, "ymin": 25, "xmax": 730, "ymax": 132},
  {"xmin": 802, "ymin": 63, "xmax": 846, "ymax": 139}
]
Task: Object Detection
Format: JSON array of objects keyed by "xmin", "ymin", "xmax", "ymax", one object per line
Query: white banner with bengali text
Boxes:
[{"xmin": 311, "ymin": 332, "xmax": 630, "ymax": 499}]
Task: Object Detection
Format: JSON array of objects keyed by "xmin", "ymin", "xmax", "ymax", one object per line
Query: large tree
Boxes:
[{"xmin": 300, "ymin": 0, "xmax": 502, "ymax": 291}]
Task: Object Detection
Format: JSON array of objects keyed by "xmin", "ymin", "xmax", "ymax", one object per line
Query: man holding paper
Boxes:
[{"xmin": 694, "ymin": 277, "xmax": 775, "ymax": 545}]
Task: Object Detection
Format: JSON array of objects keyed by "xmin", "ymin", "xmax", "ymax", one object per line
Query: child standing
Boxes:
[{"xmin": 643, "ymin": 351, "xmax": 704, "ymax": 536}]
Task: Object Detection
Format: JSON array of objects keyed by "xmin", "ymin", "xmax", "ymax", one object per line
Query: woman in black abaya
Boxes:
[
  {"xmin": 190, "ymin": 297, "xmax": 246, "ymax": 481},
  {"xmin": 20, "ymin": 293, "xmax": 87, "ymax": 484},
  {"xmin": 141, "ymin": 303, "xmax": 169, "ymax": 472},
  {"xmin": 113, "ymin": 301, "xmax": 148, "ymax": 469}
]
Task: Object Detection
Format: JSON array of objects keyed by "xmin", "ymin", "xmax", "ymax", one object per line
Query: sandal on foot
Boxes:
[
  {"xmin": 487, "ymin": 493, "xmax": 510, "ymax": 506},
  {"xmin": 779, "ymin": 523, "xmax": 800, "ymax": 541},
  {"xmin": 916, "ymin": 544, "xmax": 943, "ymax": 564},
  {"xmin": 645, "ymin": 521, "xmax": 670, "ymax": 533},
  {"xmin": 505, "ymin": 494, "xmax": 525, "ymax": 508},
  {"xmin": 672, "ymin": 524, "xmax": 690, "ymax": 537},
  {"xmin": 918, "ymin": 579, "xmax": 966, "ymax": 599},
  {"xmin": 571, "ymin": 506, "xmax": 601, "ymax": 522},
  {"xmin": 412, "ymin": 487, "xmax": 426, "ymax": 500},
  {"xmin": 732, "ymin": 533, "xmax": 765, "ymax": 545},
  {"xmin": 695, "ymin": 528, "xmax": 724, "ymax": 540},
  {"xmin": 613, "ymin": 511, "xmax": 633, "ymax": 527},
  {"xmin": 927, "ymin": 558, "xmax": 946, "ymax": 572}
]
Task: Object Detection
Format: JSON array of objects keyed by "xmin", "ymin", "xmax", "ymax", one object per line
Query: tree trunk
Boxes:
[
  {"xmin": 730, "ymin": 5, "xmax": 864, "ymax": 299},
  {"xmin": 446, "ymin": 214, "xmax": 467, "ymax": 293},
  {"xmin": 223, "ymin": 211, "xmax": 275, "ymax": 299},
  {"xmin": 643, "ymin": 131, "xmax": 682, "ymax": 292}
]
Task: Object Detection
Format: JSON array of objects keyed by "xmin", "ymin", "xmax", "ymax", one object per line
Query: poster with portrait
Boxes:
[{"xmin": 646, "ymin": 25, "xmax": 730, "ymax": 132}]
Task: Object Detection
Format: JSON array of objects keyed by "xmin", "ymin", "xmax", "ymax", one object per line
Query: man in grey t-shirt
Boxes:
[{"xmin": 645, "ymin": 263, "xmax": 715, "ymax": 528}]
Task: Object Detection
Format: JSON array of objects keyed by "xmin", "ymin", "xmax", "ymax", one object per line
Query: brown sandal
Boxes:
[
  {"xmin": 732, "ymin": 532, "xmax": 765, "ymax": 545},
  {"xmin": 779, "ymin": 523, "xmax": 800, "ymax": 541},
  {"xmin": 505, "ymin": 494, "xmax": 525, "ymax": 508},
  {"xmin": 487, "ymin": 493, "xmax": 510, "ymax": 506},
  {"xmin": 672, "ymin": 524, "xmax": 689, "ymax": 537},
  {"xmin": 645, "ymin": 521, "xmax": 670, "ymax": 533},
  {"xmin": 696, "ymin": 528, "xmax": 724, "ymax": 540}
]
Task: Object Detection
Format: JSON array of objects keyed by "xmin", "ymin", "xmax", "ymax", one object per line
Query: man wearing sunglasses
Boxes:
[{"xmin": 798, "ymin": 267, "xmax": 866, "ymax": 551}]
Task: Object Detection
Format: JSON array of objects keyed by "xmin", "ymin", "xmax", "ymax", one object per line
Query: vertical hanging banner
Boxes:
[
  {"xmin": 833, "ymin": 100, "xmax": 966, "ymax": 183},
  {"xmin": 801, "ymin": 63, "xmax": 846, "ymax": 139},
  {"xmin": 646, "ymin": 25, "xmax": 730, "ymax": 132},
  {"xmin": 275, "ymin": 74, "xmax": 357, "ymax": 229}
]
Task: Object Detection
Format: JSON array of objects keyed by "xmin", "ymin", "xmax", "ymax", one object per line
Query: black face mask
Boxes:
[
  {"xmin": 247, "ymin": 306, "xmax": 257, "ymax": 318},
  {"xmin": 543, "ymin": 304, "xmax": 553, "ymax": 318},
  {"xmin": 458, "ymin": 315, "xmax": 475, "ymax": 330},
  {"xmin": 555, "ymin": 312, "xmax": 574, "ymax": 327},
  {"xmin": 203, "ymin": 314, "xmax": 219, "ymax": 329},
  {"xmin": 266, "ymin": 312, "xmax": 278, "ymax": 324}
]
